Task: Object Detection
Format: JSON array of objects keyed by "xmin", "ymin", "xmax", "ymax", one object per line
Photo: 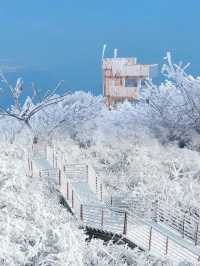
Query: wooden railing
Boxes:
[
  {"xmin": 105, "ymin": 193, "xmax": 200, "ymax": 246},
  {"xmin": 58, "ymin": 173, "xmax": 200, "ymax": 263},
  {"xmin": 61, "ymin": 176, "xmax": 127, "ymax": 235},
  {"xmin": 39, "ymin": 144, "xmax": 200, "ymax": 248},
  {"xmin": 39, "ymin": 168, "xmax": 60, "ymax": 183},
  {"xmin": 37, "ymin": 150, "xmax": 200, "ymax": 264},
  {"xmin": 64, "ymin": 164, "xmax": 88, "ymax": 182},
  {"xmin": 88, "ymin": 165, "xmax": 103, "ymax": 201},
  {"xmin": 156, "ymin": 201, "xmax": 200, "ymax": 245}
]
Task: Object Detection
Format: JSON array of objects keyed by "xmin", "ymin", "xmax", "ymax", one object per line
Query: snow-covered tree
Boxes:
[
  {"xmin": 144, "ymin": 52, "xmax": 200, "ymax": 146},
  {"xmin": 0, "ymin": 73, "xmax": 66, "ymax": 141}
]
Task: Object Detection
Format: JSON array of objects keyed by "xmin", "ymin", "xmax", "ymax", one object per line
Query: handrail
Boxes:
[
  {"xmin": 40, "ymin": 168, "xmax": 59, "ymax": 172},
  {"xmin": 51, "ymin": 145, "xmax": 200, "ymax": 244},
  {"xmin": 43, "ymin": 145, "xmax": 200, "ymax": 263},
  {"xmin": 65, "ymin": 171, "xmax": 200, "ymax": 261},
  {"xmin": 65, "ymin": 177, "xmax": 200, "ymax": 259},
  {"xmin": 66, "ymin": 178, "xmax": 83, "ymax": 204},
  {"xmin": 138, "ymin": 215, "xmax": 200, "ymax": 257}
]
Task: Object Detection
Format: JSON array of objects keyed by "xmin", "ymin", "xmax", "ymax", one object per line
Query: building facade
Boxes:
[{"xmin": 102, "ymin": 57, "xmax": 151, "ymax": 106}]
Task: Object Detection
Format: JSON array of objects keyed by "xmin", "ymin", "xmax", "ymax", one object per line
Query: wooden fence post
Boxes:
[
  {"xmin": 101, "ymin": 208, "xmax": 104, "ymax": 227},
  {"xmin": 100, "ymin": 184, "xmax": 103, "ymax": 201},
  {"xmin": 110, "ymin": 196, "xmax": 113, "ymax": 206},
  {"xmin": 148, "ymin": 227, "xmax": 152, "ymax": 251},
  {"xmin": 55, "ymin": 155, "xmax": 58, "ymax": 169},
  {"xmin": 67, "ymin": 182, "xmax": 69, "ymax": 200},
  {"xmin": 86, "ymin": 165, "xmax": 89, "ymax": 183},
  {"xmin": 28, "ymin": 158, "xmax": 30, "ymax": 171},
  {"xmin": 165, "ymin": 237, "xmax": 169, "ymax": 255},
  {"xmin": 58, "ymin": 169, "xmax": 61, "ymax": 185},
  {"xmin": 96, "ymin": 175, "xmax": 98, "ymax": 194},
  {"xmin": 30, "ymin": 161, "xmax": 33, "ymax": 177},
  {"xmin": 195, "ymin": 222, "xmax": 199, "ymax": 246},
  {"xmin": 80, "ymin": 204, "xmax": 83, "ymax": 222},
  {"xmin": 153, "ymin": 200, "xmax": 158, "ymax": 222},
  {"xmin": 44, "ymin": 145, "xmax": 47, "ymax": 159},
  {"xmin": 123, "ymin": 212, "xmax": 127, "ymax": 235},
  {"xmin": 72, "ymin": 190, "xmax": 74, "ymax": 209},
  {"xmin": 52, "ymin": 149, "xmax": 55, "ymax": 168}
]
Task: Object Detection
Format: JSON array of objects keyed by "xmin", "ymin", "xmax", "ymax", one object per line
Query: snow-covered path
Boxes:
[{"xmin": 32, "ymin": 153, "xmax": 200, "ymax": 265}]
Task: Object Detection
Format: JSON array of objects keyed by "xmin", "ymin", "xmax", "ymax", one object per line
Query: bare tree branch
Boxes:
[{"xmin": 0, "ymin": 73, "xmax": 67, "ymax": 139}]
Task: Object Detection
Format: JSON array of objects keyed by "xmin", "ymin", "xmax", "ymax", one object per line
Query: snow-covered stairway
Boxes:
[
  {"xmin": 60, "ymin": 169, "xmax": 200, "ymax": 265},
  {"xmin": 30, "ymin": 145, "xmax": 200, "ymax": 265}
]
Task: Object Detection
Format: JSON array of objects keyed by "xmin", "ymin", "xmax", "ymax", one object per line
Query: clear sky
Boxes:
[{"xmin": 0, "ymin": 0, "xmax": 200, "ymax": 96}]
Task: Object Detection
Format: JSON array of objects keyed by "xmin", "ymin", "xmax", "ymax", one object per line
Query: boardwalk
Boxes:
[{"xmin": 30, "ymin": 144, "xmax": 200, "ymax": 265}]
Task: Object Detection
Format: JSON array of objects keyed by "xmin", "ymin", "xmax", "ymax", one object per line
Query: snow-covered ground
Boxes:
[
  {"xmin": 41, "ymin": 149, "xmax": 200, "ymax": 265},
  {"xmin": 0, "ymin": 143, "xmax": 174, "ymax": 265},
  {"xmin": 1, "ymin": 54, "xmax": 200, "ymax": 265}
]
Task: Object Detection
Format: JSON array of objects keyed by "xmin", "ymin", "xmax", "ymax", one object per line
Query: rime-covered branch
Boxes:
[{"xmin": 0, "ymin": 73, "xmax": 66, "ymax": 138}]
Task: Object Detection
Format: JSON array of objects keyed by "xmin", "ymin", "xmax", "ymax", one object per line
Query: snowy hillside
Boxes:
[
  {"xmin": 0, "ymin": 142, "xmax": 174, "ymax": 265},
  {"xmin": 0, "ymin": 54, "xmax": 200, "ymax": 265}
]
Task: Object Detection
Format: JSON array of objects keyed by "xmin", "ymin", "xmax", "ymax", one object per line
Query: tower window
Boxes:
[{"xmin": 125, "ymin": 78, "xmax": 138, "ymax": 87}]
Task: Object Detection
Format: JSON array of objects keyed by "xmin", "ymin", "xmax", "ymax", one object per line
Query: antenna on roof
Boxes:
[
  {"xmin": 114, "ymin": 48, "xmax": 118, "ymax": 58},
  {"xmin": 102, "ymin": 44, "xmax": 107, "ymax": 60}
]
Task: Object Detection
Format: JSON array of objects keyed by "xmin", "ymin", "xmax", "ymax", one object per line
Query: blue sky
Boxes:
[{"xmin": 0, "ymin": 0, "xmax": 200, "ymax": 97}]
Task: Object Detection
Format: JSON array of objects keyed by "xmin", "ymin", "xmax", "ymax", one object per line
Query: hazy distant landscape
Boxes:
[{"xmin": 0, "ymin": 68, "xmax": 101, "ymax": 107}]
